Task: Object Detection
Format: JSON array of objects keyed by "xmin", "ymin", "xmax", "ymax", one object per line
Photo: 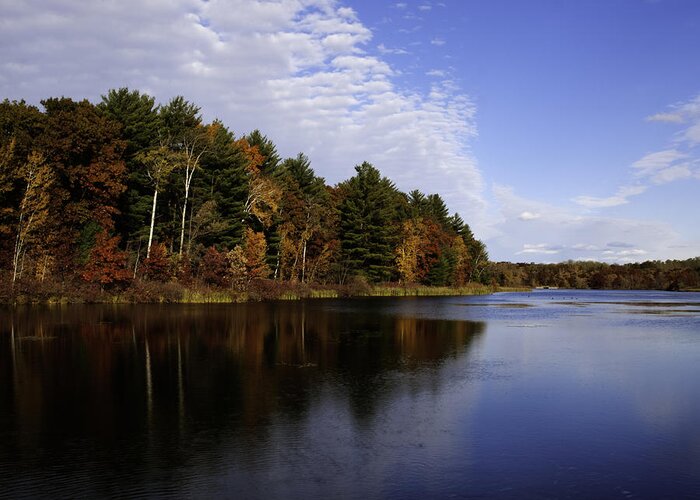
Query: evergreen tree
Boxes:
[
  {"xmin": 98, "ymin": 88, "xmax": 160, "ymax": 247},
  {"xmin": 159, "ymin": 96, "xmax": 201, "ymax": 144},
  {"xmin": 425, "ymin": 193, "xmax": 450, "ymax": 229},
  {"xmin": 195, "ymin": 120, "xmax": 248, "ymax": 249},
  {"xmin": 245, "ymin": 129, "xmax": 280, "ymax": 174},
  {"xmin": 98, "ymin": 88, "xmax": 159, "ymax": 156},
  {"xmin": 338, "ymin": 162, "xmax": 401, "ymax": 282}
]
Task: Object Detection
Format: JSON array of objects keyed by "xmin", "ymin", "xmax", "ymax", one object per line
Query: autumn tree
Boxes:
[
  {"xmin": 243, "ymin": 228, "xmax": 271, "ymax": 281},
  {"xmin": 82, "ymin": 229, "xmax": 131, "ymax": 288},
  {"xmin": 226, "ymin": 246, "xmax": 248, "ymax": 291},
  {"xmin": 245, "ymin": 129, "xmax": 280, "ymax": 175},
  {"xmin": 141, "ymin": 243, "xmax": 171, "ymax": 282},
  {"xmin": 276, "ymin": 153, "xmax": 332, "ymax": 282},
  {"xmin": 0, "ymin": 100, "xmax": 45, "ymax": 268},
  {"xmin": 238, "ymin": 138, "xmax": 281, "ymax": 229},
  {"xmin": 395, "ymin": 218, "xmax": 426, "ymax": 283},
  {"xmin": 200, "ymin": 246, "xmax": 229, "ymax": 287},
  {"xmin": 11, "ymin": 151, "xmax": 53, "ymax": 283},
  {"xmin": 30, "ymin": 98, "xmax": 127, "ymax": 279}
]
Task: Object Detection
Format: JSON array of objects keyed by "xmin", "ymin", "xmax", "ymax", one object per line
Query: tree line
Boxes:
[
  {"xmin": 489, "ymin": 258, "xmax": 700, "ymax": 291},
  {"xmin": 0, "ymin": 89, "xmax": 489, "ymax": 300}
]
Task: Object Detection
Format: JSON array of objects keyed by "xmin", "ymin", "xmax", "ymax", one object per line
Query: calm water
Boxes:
[{"xmin": 1, "ymin": 290, "xmax": 700, "ymax": 499}]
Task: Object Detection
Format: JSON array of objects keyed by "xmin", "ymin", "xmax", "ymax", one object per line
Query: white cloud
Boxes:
[
  {"xmin": 493, "ymin": 94, "xmax": 700, "ymax": 262},
  {"xmin": 0, "ymin": 0, "xmax": 485, "ymax": 229},
  {"xmin": 517, "ymin": 244, "xmax": 561, "ymax": 255},
  {"xmin": 646, "ymin": 112, "xmax": 685, "ymax": 124},
  {"xmin": 426, "ymin": 69, "xmax": 446, "ymax": 77},
  {"xmin": 632, "ymin": 149, "xmax": 687, "ymax": 176},
  {"xmin": 573, "ymin": 184, "xmax": 647, "ymax": 208},
  {"xmin": 650, "ymin": 164, "xmax": 692, "ymax": 184},
  {"xmin": 487, "ymin": 184, "xmax": 700, "ymax": 263},
  {"xmin": 430, "ymin": 38, "xmax": 446, "ymax": 46},
  {"xmin": 684, "ymin": 123, "xmax": 700, "ymax": 145},
  {"xmin": 646, "ymin": 94, "xmax": 700, "ymax": 125},
  {"xmin": 418, "ymin": 5, "xmax": 432, "ymax": 11},
  {"xmin": 518, "ymin": 211, "xmax": 540, "ymax": 221},
  {"xmin": 574, "ymin": 93, "xmax": 700, "ymax": 212},
  {"xmin": 377, "ymin": 43, "xmax": 409, "ymax": 55},
  {"xmin": 572, "ymin": 244, "xmax": 600, "ymax": 251}
]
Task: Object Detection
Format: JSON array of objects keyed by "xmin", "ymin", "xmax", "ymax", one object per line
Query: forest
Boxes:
[
  {"xmin": 2, "ymin": 90, "xmax": 698, "ymax": 303},
  {"xmin": 489, "ymin": 258, "xmax": 700, "ymax": 291},
  {"xmin": 0, "ymin": 89, "xmax": 489, "ymax": 303}
]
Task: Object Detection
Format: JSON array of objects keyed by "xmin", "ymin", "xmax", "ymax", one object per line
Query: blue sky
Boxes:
[{"xmin": 1, "ymin": 0, "xmax": 699, "ymax": 262}]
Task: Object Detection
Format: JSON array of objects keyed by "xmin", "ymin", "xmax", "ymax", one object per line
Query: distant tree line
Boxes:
[
  {"xmin": 489, "ymin": 258, "xmax": 700, "ymax": 291},
  {"xmin": 0, "ymin": 89, "xmax": 489, "ymax": 300}
]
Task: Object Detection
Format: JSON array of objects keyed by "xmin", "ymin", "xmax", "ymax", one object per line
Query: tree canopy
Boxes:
[{"xmin": 15, "ymin": 89, "xmax": 685, "ymax": 302}]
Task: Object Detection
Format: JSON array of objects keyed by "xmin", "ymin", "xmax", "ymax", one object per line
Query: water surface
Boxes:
[{"xmin": 1, "ymin": 290, "xmax": 700, "ymax": 498}]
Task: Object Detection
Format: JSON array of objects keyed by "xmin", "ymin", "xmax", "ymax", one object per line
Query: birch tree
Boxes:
[
  {"xmin": 178, "ymin": 128, "xmax": 207, "ymax": 255},
  {"xmin": 13, "ymin": 151, "xmax": 53, "ymax": 283},
  {"xmin": 137, "ymin": 146, "xmax": 178, "ymax": 258},
  {"xmin": 237, "ymin": 139, "xmax": 281, "ymax": 228}
]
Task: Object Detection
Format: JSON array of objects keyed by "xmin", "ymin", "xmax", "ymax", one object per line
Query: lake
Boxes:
[{"xmin": 1, "ymin": 290, "xmax": 700, "ymax": 498}]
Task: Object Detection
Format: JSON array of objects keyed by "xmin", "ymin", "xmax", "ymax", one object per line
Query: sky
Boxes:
[{"xmin": 1, "ymin": 0, "xmax": 699, "ymax": 263}]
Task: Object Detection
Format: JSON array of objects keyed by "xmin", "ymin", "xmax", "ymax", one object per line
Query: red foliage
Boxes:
[
  {"xmin": 416, "ymin": 219, "xmax": 452, "ymax": 282},
  {"xmin": 200, "ymin": 246, "xmax": 229, "ymax": 287},
  {"xmin": 81, "ymin": 229, "xmax": 131, "ymax": 288},
  {"xmin": 142, "ymin": 243, "xmax": 171, "ymax": 282},
  {"xmin": 176, "ymin": 256, "xmax": 194, "ymax": 285}
]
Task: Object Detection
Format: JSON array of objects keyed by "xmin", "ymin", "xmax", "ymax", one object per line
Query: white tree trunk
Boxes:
[
  {"xmin": 179, "ymin": 184, "xmax": 189, "ymax": 256},
  {"xmin": 301, "ymin": 239, "xmax": 307, "ymax": 283},
  {"xmin": 147, "ymin": 188, "xmax": 158, "ymax": 258}
]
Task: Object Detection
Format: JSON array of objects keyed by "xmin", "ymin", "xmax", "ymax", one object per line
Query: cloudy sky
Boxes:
[{"xmin": 2, "ymin": 0, "xmax": 699, "ymax": 263}]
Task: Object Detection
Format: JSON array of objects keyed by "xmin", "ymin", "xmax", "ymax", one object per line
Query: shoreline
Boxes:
[{"xmin": 2, "ymin": 282, "xmax": 531, "ymax": 306}]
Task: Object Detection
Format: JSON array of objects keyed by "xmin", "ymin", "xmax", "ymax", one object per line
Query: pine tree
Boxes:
[
  {"xmin": 98, "ymin": 88, "xmax": 160, "ymax": 245},
  {"xmin": 195, "ymin": 121, "xmax": 247, "ymax": 249},
  {"xmin": 338, "ymin": 162, "xmax": 401, "ymax": 282}
]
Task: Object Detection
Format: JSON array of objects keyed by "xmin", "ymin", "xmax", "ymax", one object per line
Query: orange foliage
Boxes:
[
  {"xmin": 243, "ymin": 228, "xmax": 271, "ymax": 280},
  {"xmin": 81, "ymin": 229, "xmax": 131, "ymax": 287},
  {"xmin": 141, "ymin": 243, "xmax": 171, "ymax": 282}
]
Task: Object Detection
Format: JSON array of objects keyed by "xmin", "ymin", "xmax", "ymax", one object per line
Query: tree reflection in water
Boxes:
[{"xmin": 0, "ymin": 301, "xmax": 484, "ymax": 497}]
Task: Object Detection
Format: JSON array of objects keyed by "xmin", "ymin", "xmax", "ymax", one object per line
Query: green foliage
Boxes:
[
  {"xmin": 339, "ymin": 162, "xmax": 401, "ymax": 283},
  {"xmin": 196, "ymin": 121, "xmax": 248, "ymax": 248},
  {"xmin": 245, "ymin": 129, "xmax": 280, "ymax": 174},
  {"xmin": 77, "ymin": 221, "xmax": 103, "ymax": 264},
  {"xmin": 159, "ymin": 96, "xmax": 201, "ymax": 143},
  {"xmin": 98, "ymin": 88, "xmax": 161, "ymax": 243},
  {"xmin": 98, "ymin": 88, "xmax": 159, "ymax": 156}
]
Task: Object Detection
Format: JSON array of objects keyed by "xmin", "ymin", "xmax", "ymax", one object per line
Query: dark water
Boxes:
[{"xmin": 1, "ymin": 290, "xmax": 700, "ymax": 499}]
